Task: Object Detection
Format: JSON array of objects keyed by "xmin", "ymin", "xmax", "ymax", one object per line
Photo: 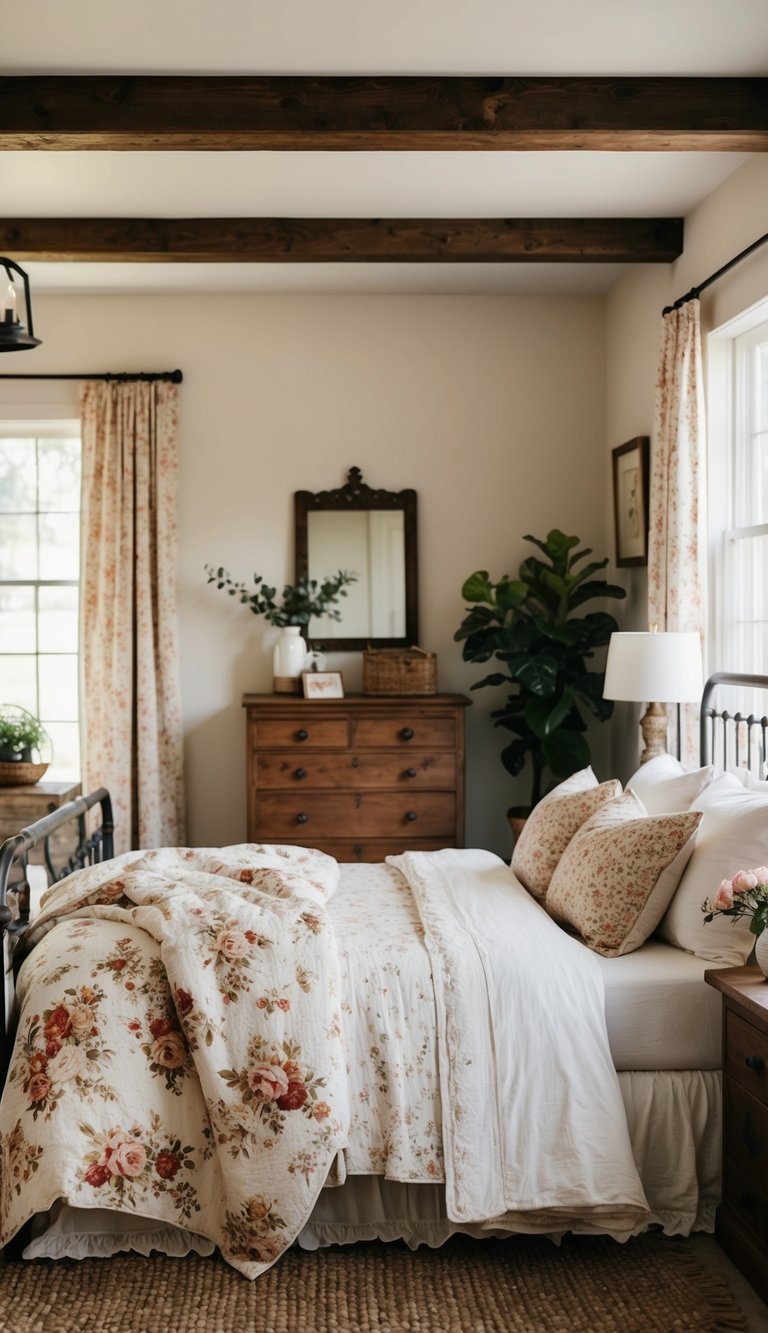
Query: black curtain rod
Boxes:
[
  {"xmin": 0, "ymin": 369, "xmax": 183, "ymax": 383},
  {"xmin": 663, "ymin": 232, "xmax": 768, "ymax": 315}
]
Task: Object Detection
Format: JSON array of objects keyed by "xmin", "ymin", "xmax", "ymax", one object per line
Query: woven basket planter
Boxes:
[{"xmin": 0, "ymin": 760, "xmax": 49, "ymax": 787}]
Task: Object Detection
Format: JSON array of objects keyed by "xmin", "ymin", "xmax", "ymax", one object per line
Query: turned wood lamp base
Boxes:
[{"xmin": 639, "ymin": 701, "xmax": 669, "ymax": 764}]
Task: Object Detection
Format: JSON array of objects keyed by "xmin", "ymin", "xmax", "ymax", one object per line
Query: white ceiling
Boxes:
[{"xmin": 3, "ymin": 0, "xmax": 767, "ymax": 296}]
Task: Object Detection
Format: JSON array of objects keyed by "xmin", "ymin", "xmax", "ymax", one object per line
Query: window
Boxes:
[
  {"xmin": 0, "ymin": 422, "xmax": 81, "ymax": 779},
  {"xmin": 709, "ymin": 310, "xmax": 768, "ymax": 671}
]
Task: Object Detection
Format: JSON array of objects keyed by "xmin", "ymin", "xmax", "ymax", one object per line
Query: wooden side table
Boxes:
[
  {"xmin": 705, "ymin": 964, "xmax": 768, "ymax": 1304},
  {"xmin": 0, "ymin": 780, "xmax": 82, "ymax": 911}
]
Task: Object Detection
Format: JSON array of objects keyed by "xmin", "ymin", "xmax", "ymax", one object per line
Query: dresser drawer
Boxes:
[
  {"xmin": 724, "ymin": 1076, "xmax": 768, "ymax": 1181},
  {"xmin": 252, "ymin": 792, "xmax": 456, "ymax": 840},
  {"xmin": 254, "ymin": 750, "xmax": 457, "ymax": 791},
  {"xmin": 726, "ymin": 1009, "xmax": 768, "ymax": 1098},
  {"xmin": 251, "ymin": 718, "xmax": 349, "ymax": 749},
  {"xmin": 278, "ymin": 838, "xmax": 451, "ymax": 863},
  {"xmin": 352, "ymin": 715, "xmax": 456, "ymax": 749}
]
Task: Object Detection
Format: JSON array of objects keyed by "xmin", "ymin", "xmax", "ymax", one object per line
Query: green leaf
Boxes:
[
  {"xmin": 461, "ymin": 571, "xmax": 494, "ymax": 603},
  {"xmin": 542, "ymin": 728, "xmax": 591, "ymax": 776},
  {"xmin": 515, "ymin": 655, "xmax": 559, "ymax": 697},
  {"xmin": 569, "ymin": 580, "xmax": 627, "ymax": 609}
]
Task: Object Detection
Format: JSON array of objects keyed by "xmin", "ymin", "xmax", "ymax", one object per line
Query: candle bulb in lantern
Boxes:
[{"xmin": 2, "ymin": 279, "xmax": 17, "ymax": 325}]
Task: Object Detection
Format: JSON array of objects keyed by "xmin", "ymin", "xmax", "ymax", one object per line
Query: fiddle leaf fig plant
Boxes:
[{"xmin": 455, "ymin": 529, "xmax": 626, "ymax": 810}]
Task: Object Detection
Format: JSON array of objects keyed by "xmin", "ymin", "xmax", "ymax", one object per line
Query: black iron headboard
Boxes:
[{"xmin": 699, "ymin": 671, "xmax": 768, "ymax": 775}]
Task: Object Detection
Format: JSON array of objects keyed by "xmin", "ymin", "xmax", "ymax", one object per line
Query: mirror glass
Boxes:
[{"xmin": 295, "ymin": 467, "xmax": 418, "ymax": 651}]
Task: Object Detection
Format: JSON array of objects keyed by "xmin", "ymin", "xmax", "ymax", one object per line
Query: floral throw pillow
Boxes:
[
  {"xmin": 544, "ymin": 792, "xmax": 702, "ymax": 957},
  {"xmin": 511, "ymin": 773, "xmax": 622, "ymax": 902}
]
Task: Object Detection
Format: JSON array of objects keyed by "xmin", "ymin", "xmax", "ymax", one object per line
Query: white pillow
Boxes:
[
  {"xmin": 729, "ymin": 766, "xmax": 768, "ymax": 794},
  {"xmin": 657, "ymin": 774, "xmax": 768, "ymax": 965},
  {"xmin": 545, "ymin": 791, "xmax": 702, "ymax": 957},
  {"xmin": 626, "ymin": 753, "xmax": 715, "ymax": 816}
]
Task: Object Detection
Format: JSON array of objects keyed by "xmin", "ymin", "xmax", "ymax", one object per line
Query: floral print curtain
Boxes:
[
  {"xmin": 647, "ymin": 299, "xmax": 706, "ymax": 764},
  {"xmin": 80, "ymin": 381, "xmax": 185, "ymax": 853}
]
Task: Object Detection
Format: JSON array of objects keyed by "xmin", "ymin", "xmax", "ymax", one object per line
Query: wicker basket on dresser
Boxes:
[{"xmin": 243, "ymin": 694, "xmax": 469, "ymax": 862}]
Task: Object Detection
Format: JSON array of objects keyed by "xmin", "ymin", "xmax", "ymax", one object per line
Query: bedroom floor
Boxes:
[{"xmin": 690, "ymin": 1236, "xmax": 768, "ymax": 1330}]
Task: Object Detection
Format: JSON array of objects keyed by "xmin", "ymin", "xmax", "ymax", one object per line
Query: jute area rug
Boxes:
[{"xmin": 0, "ymin": 1233, "xmax": 749, "ymax": 1333}]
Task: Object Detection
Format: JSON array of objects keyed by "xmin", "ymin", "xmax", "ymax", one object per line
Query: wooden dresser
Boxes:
[
  {"xmin": 243, "ymin": 693, "xmax": 469, "ymax": 862},
  {"xmin": 705, "ymin": 965, "xmax": 768, "ymax": 1304}
]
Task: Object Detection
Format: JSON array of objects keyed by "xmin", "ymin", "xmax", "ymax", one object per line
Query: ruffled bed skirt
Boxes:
[{"xmin": 23, "ymin": 1070, "xmax": 721, "ymax": 1261}]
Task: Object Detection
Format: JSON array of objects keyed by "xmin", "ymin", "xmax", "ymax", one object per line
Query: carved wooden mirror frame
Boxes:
[{"xmin": 294, "ymin": 466, "xmax": 419, "ymax": 652}]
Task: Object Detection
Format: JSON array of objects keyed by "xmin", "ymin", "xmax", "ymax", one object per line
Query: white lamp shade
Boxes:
[{"xmin": 603, "ymin": 632, "xmax": 704, "ymax": 704}]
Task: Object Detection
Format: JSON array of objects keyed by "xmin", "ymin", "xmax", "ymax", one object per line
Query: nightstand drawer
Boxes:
[
  {"xmin": 724, "ymin": 1076, "xmax": 768, "ymax": 1180},
  {"xmin": 252, "ymin": 791, "xmax": 456, "ymax": 840},
  {"xmin": 726, "ymin": 1009, "xmax": 768, "ymax": 1098},
  {"xmin": 723, "ymin": 1154, "xmax": 768, "ymax": 1246},
  {"xmin": 255, "ymin": 751, "xmax": 456, "ymax": 790}
]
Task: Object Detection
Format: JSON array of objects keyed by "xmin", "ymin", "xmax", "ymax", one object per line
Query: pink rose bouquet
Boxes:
[{"xmin": 703, "ymin": 867, "xmax": 768, "ymax": 938}]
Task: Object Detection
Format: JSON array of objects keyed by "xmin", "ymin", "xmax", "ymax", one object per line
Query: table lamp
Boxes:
[{"xmin": 603, "ymin": 629, "xmax": 704, "ymax": 763}]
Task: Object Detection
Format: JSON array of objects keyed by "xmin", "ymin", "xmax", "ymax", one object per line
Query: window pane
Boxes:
[
  {"xmin": 0, "ymin": 438, "xmax": 36, "ymax": 513},
  {"xmin": 45, "ymin": 721, "xmax": 80, "ymax": 780},
  {"xmin": 39, "ymin": 585, "xmax": 78, "ymax": 652},
  {"xmin": 0, "ymin": 655, "xmax": 37, "ymax": 713},
  {"xmin": 39, "ymin": 512, "xmax": 79, "ymax": 580},
  {"xmin": 0, "ymin": 514, "xmax": 38, "ymax": 579},
  {"xmin": 726, "ymin": 531, "xmax": 768, "ymax": 675},
  {"xmin": 38, "ymin": 438, "xmax": 81, "ymax": 513},
  {"xmin": 0, "ymin": 585, "xmax": 36, "ymax": 651},
  {"xmin": 39, "ymin": 653, "xmax": 78, "ymax": 721},
  {"xmin": 758, "ymin": 343, "xmax": 768, "ymax": 433}
]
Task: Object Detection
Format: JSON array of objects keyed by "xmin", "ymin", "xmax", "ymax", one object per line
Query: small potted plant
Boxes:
[
  {"xmin": 205, "ymin": 566, "xmax": 357, "ymax": 692},
  {"xmin": 0, "ymin": 705, "xmax": 51, "ymax": 785},
  {"xmin": 454, "ymin": 529, "xmax": 626, "ymax": 827}
]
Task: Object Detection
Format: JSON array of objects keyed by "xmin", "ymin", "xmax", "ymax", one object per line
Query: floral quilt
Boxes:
[{"xmin": 0, "ymin": 845, "xmax": 349, "ymax": 1279}]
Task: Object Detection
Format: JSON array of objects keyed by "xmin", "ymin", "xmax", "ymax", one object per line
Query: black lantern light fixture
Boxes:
[{"xmin": 0, "ymin": 258, "xmax": 41, "ymax": 352}]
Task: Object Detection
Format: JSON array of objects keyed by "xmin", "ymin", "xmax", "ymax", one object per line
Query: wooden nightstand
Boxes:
[
  {"xmin": 705, "ymin": 965, "xmax": 768, "ymax": 1304},
  {"xmin": 0, "ymin": 780, "xmax": 82, "ymax": 908}
]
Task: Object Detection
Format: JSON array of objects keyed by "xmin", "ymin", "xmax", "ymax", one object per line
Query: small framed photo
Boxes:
[
  {"xmin": 612, "ymin": 436, "xmax": 650, "ymax": 567},
  {"xmin": 302, "ymin": 670, "xmax": 345, "ymax": 699}
]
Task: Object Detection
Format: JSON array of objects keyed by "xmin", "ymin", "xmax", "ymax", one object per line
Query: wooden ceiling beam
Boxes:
[
  {"xmin": 0, "ymin": 217, "xmax": 684, "ymax": 264},
  {"xmin": 0, "ymin": 76, "xmax": 765, "ymax": 151}
]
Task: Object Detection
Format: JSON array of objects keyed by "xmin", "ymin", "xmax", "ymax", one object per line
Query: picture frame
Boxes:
[
  {"xmin": 612, "ymin": 436, "xmax": 650, "ymax": 567},
  {"xmin": 302, "ymin": 670, "xmax": 345, "ymax": 699}
]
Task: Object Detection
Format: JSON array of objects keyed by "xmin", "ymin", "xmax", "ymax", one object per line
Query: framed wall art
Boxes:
[{"xmin": 612, "ymin": 436, "xmax": 650, "ymax": 567}]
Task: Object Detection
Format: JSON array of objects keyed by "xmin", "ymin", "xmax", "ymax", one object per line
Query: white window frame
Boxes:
[{"xmin": 0, "ymin": 416, "xmax": 82, "ymax": 779}]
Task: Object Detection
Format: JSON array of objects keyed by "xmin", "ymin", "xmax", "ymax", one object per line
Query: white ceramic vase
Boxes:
[
  {"xmin": 273, "ymin": 625, "xmax": 308, "ymax": 694},
  {"xmin": 755, "ymin": 929, "xmax": 768, "ymax": 979}
]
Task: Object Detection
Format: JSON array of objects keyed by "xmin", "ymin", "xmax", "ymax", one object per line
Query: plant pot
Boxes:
[
  {"xmin": 507, "ymin": 806, "xmax": 531, "ymax": 847},
  {"xmin": 0, "ymin": 744, "xmax": 32, "ymax": 763}
]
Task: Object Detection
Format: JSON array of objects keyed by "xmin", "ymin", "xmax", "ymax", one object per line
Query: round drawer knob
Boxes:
[
  {"xmin": 406, "ymin": 810, "xmax": 418, "ymax": 822},
  {"xmin": 296, "ymin": 728, "xmax": 309, "ymax": 742},
  {"xmin": 746, "ymin": 1055, "xmax": 765, "ymax": 1073},
  {"xmin": 401, "ymin": 727, "xmax": 415, "ymax": 741},
  {"xmin": 295, "ymin": 768, "xmax": 308, "ymax": 780},
  {"xmin": 405, "ymin": 768, "xmax": 417, "ymax": 779},
  {"xmin": 296, "ymin": 812, "xmax": 308, "ymax": 824}
]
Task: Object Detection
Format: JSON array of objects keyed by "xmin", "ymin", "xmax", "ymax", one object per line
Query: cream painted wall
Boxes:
[
  {"xmin": 604, "ymin": 156, "xmax": 768, "ymax": 779},
  {"xmin": 0, "ymin": 291, "xmax": 606, "ymax": 856}
]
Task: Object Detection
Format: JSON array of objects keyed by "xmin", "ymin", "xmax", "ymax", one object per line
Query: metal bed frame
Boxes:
[
  {"xmin": 0, "ymin": 787, "xmax": 113, "ymax": 1052},
  {"xmin": 699, "ymin": 671, "xmax": 768, "ymax": 776}
]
